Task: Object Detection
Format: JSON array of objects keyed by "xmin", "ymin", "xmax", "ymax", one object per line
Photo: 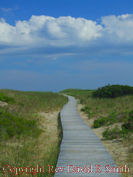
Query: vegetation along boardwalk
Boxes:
[{"xmin": 54, "ymin": 96, "xmax": 122, "ymax": 177}]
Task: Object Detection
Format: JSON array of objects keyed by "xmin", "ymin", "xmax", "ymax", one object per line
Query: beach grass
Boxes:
[{"xmin": 0, "ymin": 89, "xmax": 67, "ymax": 177}]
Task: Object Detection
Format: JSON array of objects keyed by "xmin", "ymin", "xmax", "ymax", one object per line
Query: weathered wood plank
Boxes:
[{"xmin": 54, "ymin": 96, "xmax": 121, "ymax": 177}]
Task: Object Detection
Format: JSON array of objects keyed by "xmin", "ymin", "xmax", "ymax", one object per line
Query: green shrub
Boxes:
[
  {"xmin": 93, "ymin": 84, "xmax": 133, "ymax": 98},
  {"xmin": 81, "ymin": 106, "xmax": 90, "ymax": 113},
  {"xmin": 0, "ymin": 108, "xmax": 42, "ymax": 140},
  {"xmin": 107, "ymin": 112, "xmax": 118, "ymax": 125},
  {"xmin": 93, "ymin": 109, "xmax": 127, "ymax": 129},
  {"xmin": 81, "ymin": 106, "xmax": 94, "ymax": 118},
  {"xmin": 103, "ymin": 125, "xmax": 131, "ymax": 140},
  {"xmin": 122, "ymin": 122, "xmax": 132, "ymax": 130},
  {"xmin": 129, "ymin": 110, "xmax": 133, "ymax": 118},
  {"xmin": 122, "ymin": 110, "xmax": 133, "ymax": 131},
  {"xmin": 103, "ymin": 126, "xmax": 121, "ymax": 140},
  {"xmin": 81, "ymin": 107, "xmax": 86, "ymax": 112},
  {"xmin": 0, "ymin": 93, "xmax": 15, "ymax": 104},
  {"xmin": 93, "ymin": 117, "xmax": 107, "ymax": 128},
  {"xmin": 103, "ymin": 129, "xmax": 110, "ymax": 139},
  {"xmin": 93, "ymin": 112, "xmax": 119, "ymax": 128}
]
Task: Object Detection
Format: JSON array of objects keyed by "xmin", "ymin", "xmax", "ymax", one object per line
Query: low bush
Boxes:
[
  {"xmin": 81, "ymin": 106, "xmax": 90, "ymax": 113},
  {"xmin": 107, "ymin": 112, "xmax": 118, "ymax": 125},
  {"xmin": 103, "ymin": 126, "xmax": 121, "ymax": 140},
  {"xmin": 93, "ymin": 84, "xmax": 133, "ymax": 98},
  {"xmin": 122, "ymin": 110, "xmax": 133, "ymax": 131},
  {"xmin": 93, "ymin": 117, "xmax": 107, "ymax": 128},
  {"xmin": 0, "ymin": 93, "xmax": 15, "ymax": 103},
  {"xmin": 81, "ymin": 106, "xmax": 94, "ymax": 118},
  {"xmin": 0, "ymin": 108, "xmax": 42, "ymax": 140},
  {"xmin": 93, "ymin": 112, "xmax": 118, "ymax": 128},
  {"xmin": 103, "ymin": 111, "xmax": 133, "ymax": 140}
]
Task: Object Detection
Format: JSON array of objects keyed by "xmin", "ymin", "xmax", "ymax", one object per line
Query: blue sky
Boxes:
[{"xmin": 0, "ymin": 0, "xmax": 133, "ymax": 91}]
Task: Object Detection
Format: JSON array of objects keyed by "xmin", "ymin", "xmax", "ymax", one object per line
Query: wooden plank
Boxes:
[{"xmin": 54, "ymin": 96, "xmax": 121, "ymax": 177}]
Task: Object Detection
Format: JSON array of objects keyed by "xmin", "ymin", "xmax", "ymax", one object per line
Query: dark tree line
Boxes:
[{"xmin": 93, "ymin": 84, "xmax": 133, "ymax": 98}]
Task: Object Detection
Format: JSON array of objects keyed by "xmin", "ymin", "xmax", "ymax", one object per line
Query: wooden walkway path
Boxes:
[{"xmin": 54, "ymin": 96, "xmax": 121, "ymax": 177}]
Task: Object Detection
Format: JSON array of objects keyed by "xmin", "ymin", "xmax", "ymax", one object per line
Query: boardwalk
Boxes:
[{"xmin": 54, "ymin": 96, "xmax": 121, "ymax": 177}]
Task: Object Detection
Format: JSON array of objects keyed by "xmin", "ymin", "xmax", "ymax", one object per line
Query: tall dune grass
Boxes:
[
  {"xmin": 61, "ymin": 88, "xmax": 133, "ymax": 177},
  {"xmin": 0, "ymin": 89, "xmax": 67, "ymax": 177}
]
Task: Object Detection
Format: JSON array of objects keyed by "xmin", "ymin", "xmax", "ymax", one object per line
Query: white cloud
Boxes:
[
  {"xmin": 1, "ymin": 14, "xmax": 133, "ymax": 57},
  {"xmin": 0, "ymin": 15, "xmax": 102, "ymax": 47},
  {"xmin": 101, "ymin": 14, "xmax": 133, "ymax": 43},
  {"xmin": 0, "ymin": 19, "xmax": 15, "ymax": 44}
]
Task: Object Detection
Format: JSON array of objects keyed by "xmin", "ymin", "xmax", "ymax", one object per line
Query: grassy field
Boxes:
[
  {"xmin": 61, "ymin": 88, "xmax": 133, "ymax": 177},
  {"xmin": 0, "ymin": 89, "xmax": 68, "ymax": 177}
]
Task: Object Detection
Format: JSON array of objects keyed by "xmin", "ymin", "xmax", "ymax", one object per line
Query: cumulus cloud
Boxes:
[
  {"xmin": 102, "ymin": 14, "xmax": 133, "ymax": 43},
  {"xmin": 0, "ymin": 14, "xmax": 133, "ymax": 57},
  {"xmin": 0, "ymin": 15, "xmax": 102, "ymax": 46}
]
